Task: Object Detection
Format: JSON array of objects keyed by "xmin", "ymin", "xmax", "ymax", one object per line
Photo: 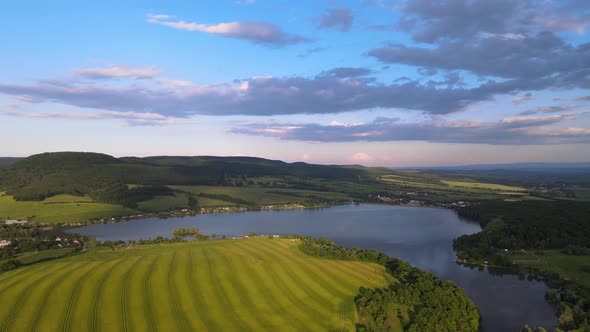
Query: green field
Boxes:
[
  {"xmin": 440, "ymin": 180, "xmax": 525, "ymax": 192},
  {"xmin": 0, "ymin": 193, "xmax": 138, "ymax": 224},
  {"xmin": 15, "ymin": 248, "xmax": 77, "ymax": 265},
  {"xmin": 170, "ymin": 185, "xmax": 352, "ymax": 206},
  {"xmin": 510, "ymin": 251, "xmax": 590, "ymax": 289},
  {"xmin": 137, "ymin": 194, "xmax": 190, "ymax": 212},
  {"xmin": 0, "ymin": 238, "xmax": 389, "ymax": 331}
]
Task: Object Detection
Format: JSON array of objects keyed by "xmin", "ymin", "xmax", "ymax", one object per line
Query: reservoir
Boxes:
[{"xmin": 70, "ymin": 204, "xmax": 557, "ymax": 331}]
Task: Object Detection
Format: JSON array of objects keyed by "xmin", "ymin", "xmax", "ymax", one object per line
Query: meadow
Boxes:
[
  {"xmin": 0, "ymin": 238, "xmax": 389, "ymax": 331},
  {"xmin": 0, "ymin": 193, "xmax": 138, "ymax": 224},
  {"xmin": 170, "ymin": 185, "xmax": 352, "ymax": 206},
  {"xmin": 510, "ymin": 250, "xmax": 590, "ymax": 289}
]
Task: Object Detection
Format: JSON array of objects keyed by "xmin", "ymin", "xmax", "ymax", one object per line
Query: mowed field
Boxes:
[
  {"xmin": 0, "ymin": 238, "xmax": 389, "ymax": 332},
  {"xmin": 0, "ymin": 193, "xmax": 138, "ymax": 223}
]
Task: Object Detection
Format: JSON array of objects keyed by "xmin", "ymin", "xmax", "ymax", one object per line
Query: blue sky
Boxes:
[{"xmin": 1, "ymin": 0, "xmax": 589, "ymax": 166}]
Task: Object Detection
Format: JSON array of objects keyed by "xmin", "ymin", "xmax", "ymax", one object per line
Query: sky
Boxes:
[{"xmin": 1, "ymin": 0, "xmax": 590, "ymax": 166}]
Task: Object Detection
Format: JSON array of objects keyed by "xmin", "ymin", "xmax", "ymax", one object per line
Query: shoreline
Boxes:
[{"xmin": 59, "ymin": 199, "xmax": 469, "ymax": 229}]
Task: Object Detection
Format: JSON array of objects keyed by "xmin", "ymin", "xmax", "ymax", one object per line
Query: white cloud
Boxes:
[
  {"xmin": 146, "ymin": 14, "xmax": 310, "ymax": 46},
  {"xmin": 76, "ymin": 65, "xmax": 160, "ymax": 79},
  {"xmin": 0, "ymin": 109, "xmax": 198, "ymax": 126}
]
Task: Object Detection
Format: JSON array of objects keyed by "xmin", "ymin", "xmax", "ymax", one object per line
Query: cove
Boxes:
[{"xmin": 69, "ymin": 204, "xmax": 557, "ymax": 331}]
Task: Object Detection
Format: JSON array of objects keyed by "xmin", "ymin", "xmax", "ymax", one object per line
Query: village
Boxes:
[
  {"xmin": 371, "ymin": 194, "xmax": 475, "ymax": 209},
  {"xmin": 0, "ymin": 219, "xmax": 86, "ymax": 269}
]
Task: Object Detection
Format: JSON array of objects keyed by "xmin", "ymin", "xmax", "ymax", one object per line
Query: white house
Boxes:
[{"xmin": 4, "ymin": 220, "xmax": 27, "ymax": 225}]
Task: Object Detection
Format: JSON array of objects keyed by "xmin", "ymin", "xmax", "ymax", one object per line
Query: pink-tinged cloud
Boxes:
[
  {"xmin": 351, "ymin": 152, "xmax": 371, "ymax": 162},
  {"xmin": 146, "ymin": 14, "xmax": 310, "ymax": 46}
]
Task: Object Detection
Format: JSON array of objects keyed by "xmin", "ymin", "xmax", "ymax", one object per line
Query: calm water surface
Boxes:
[{"xmin": 70, "ymin": 204, "xmax": 556, "ymax": 331}]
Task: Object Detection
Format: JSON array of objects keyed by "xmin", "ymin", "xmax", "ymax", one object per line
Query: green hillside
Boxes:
[
  {"xmin": 0, "ymin": 151, "xmax": 566, "ymax": 224},
  {"xmin": 0, "ymin": 238, "xmax": 389, "ymax": 331}
]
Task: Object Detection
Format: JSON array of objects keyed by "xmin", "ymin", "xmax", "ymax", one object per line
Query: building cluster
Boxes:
[
  {"xmin": 438, "ymin": 201, "xmax": 475, "ymax": 208},
  {"xmin": 2, "ymin": 220, "xmax": 28, "ymax": 225}
]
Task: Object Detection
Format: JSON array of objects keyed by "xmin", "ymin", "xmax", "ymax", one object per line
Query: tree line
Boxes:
[{"xmin": 299, "ymin": 238, "xmax": 480, "ymax": 331}]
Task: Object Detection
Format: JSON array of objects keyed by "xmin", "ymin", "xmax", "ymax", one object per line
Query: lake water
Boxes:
[{"xmin": 70, "ymin": 204, "xmax": 557, "ymax": 331}]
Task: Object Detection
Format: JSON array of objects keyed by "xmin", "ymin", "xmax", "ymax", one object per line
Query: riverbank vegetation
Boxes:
[
  {"xmin": 171, "ymin": 227, "xmax": 202, "ymax": 236},
  {"xmin": 299, "ymin": 238, "xmax": 480, "ymax": 331},
  {"xmin": 454, "ymin": 200, "xmax": 590, "ymax": 331}
]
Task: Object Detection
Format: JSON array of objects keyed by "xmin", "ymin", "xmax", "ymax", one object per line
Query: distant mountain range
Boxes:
[{"xmin": 403, "ymin": 162, "xmax": 590, "ymax": 173}]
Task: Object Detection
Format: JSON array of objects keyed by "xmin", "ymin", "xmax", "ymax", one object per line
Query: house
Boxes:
[
  {"xmin": 4, "ymin": 220, "xmax": 28, "ymax": 225},
  {"xmin": 0, "ymin": 240, "xmax": 11, "ymax": 248}
]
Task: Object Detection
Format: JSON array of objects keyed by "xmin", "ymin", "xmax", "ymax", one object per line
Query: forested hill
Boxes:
[{"xmin": 0, "ymin": 152, "xmax": 386, "ymax": 205}]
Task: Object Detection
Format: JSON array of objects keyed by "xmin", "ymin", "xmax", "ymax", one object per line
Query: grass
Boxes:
[
  {"xmin": 440, "ymin": 180, "xmax": 526, "ymax": 192},
  {"xmin": 16, "ymin": 248, "xmax": 77, "ymax": 265},
  {"xmin": 0, "ymin": 194, "xmax": 138, "ymax": 224},
  {"xmin": 0, "ymin": 238, "xmax": 389, "ymax": 331},
  {"xmin": 170, "ymin": 185, "xmax": 352, "ymax": 206},
  {"xmin": 137, "ymin": 194, "xmax": 189, "ymax": 212},
  {"xmin": 510, "ymin": 250, "xmax": 590, "ymax": 289}
]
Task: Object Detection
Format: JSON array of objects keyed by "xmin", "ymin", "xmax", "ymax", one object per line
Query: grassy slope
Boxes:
[
  {"xmin": 2, "ymin": 152, "xmax": 565, "ymax": 223},
  {"xmin": 0, "ymin": 238, "xmax": 389, "ymax": 331},
  {"xmin": 0, "ymin": 193, "xmax": 138, "ymax": 223},
  {"xmin": 137, "ymin": 194, "xmax": 189, "ymax": 212},
  {"xmin": 440, "ymin": 180, "xmax": 525, "ymax": 191},
  {"xmin": 170, "ymin": 185, "xmax": 351, "ymax": 206}
]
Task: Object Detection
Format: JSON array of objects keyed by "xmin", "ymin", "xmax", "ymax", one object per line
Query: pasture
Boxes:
[
  {"xmin": 0, "ymin": 238, "xmax": 389, "ymax": 331},
  {"xmin": 440, "ymin": 180, "xmax": 525, "ymax": 192},
  {"xmin": 510, "ymin": 250, "xmax": 590, "ymax": 289},
  {"xmin": 137, "ymin": 194, "xmax": 190, "ymax": 212},
  {"xmin": 169, "ymin": 185, "xmax": 352, "ymax": 206},
  {"xmin": 0, "ymin": 193, "xmax": 138, "ymax": 224}
]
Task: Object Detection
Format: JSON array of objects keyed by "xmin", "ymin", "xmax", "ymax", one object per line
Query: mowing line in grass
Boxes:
[
  {"xmin": 202, "ymin": 247, "xmax": 249, "ymax": 331},
  {"xmin": 167, "ymin": 251, "xmax": 192, "ymax": 331},
  {"xmin": 210, "ymin": 246, "xmax": 293, "ymax": 330},
  {"xmin": 60, "ymin": 261, "xmax": 107, "ymax": 332},
  {"xmin": 231, "ymin": 241, "xmax": 332, "ymax": 329},
  {"xmin": 0, "ymin": 263, "xmax": 69, "ymax": 332},
  {"xmin": 234, "ymin": 241, "xmax": 337, "ymax": 313},
  {"xmin": 121, "ymin": 256, "xmax": 145, "ymax": 332},
  {"xmin": 28, "ymin": 263, "xmax": 85, "ymax": 332},
  {"xmin": 204, "ymin": 247, "xmax": 263, "ymax": 329},
  {"xmin": 255, "ymin": 240, "xmax": 353, "ymax": 299},
  {"xmin": 91, "ymin": 259, "xmax": 126, "ymax": 332},
  {"xmin": 186, "ymin": 250, "xmax": 218, "ymax": 332},
  {"xmin": 143, "ymin": 257, "xmax": 159, "ymax": 332}
]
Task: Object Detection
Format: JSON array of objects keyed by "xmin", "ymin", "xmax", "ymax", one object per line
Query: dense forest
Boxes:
[
  {"xmin": 299, "ymin": 238, "xmax": 480, "ymax": 331},
  {"xmin": 454, "ymin": 200, "xmax": 590, "ymax": 332},
  {"xmin": 454, "ymin": 200, "xmax": 590, "ymax": 261}
]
